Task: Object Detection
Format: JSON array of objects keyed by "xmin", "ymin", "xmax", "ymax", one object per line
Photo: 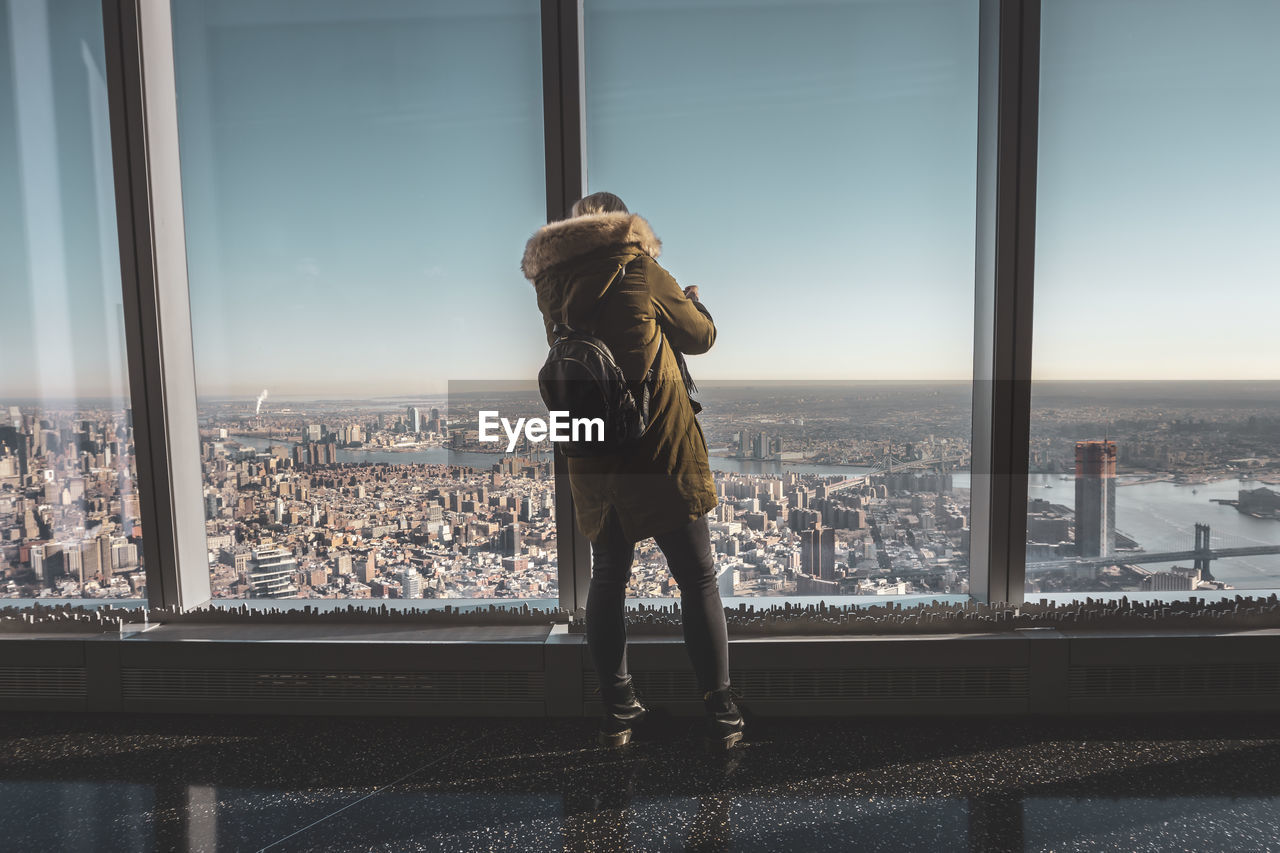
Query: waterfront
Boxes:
[
  {"xmin": 231, "ymin": 435, "xmax": 878, "ymax": 478},
  {"xmin": 1029, "ymin": 473, "xmax": 1280, "ymax": 587}
]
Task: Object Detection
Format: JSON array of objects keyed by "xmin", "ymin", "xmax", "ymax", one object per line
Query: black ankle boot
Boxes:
[
  {"xmin": 597, "ymin": 676, "xmax": 648, "ymax": 748},
  {"xmin": 702, "ymin": 687, "xmax": 745, "ymax": 751}
]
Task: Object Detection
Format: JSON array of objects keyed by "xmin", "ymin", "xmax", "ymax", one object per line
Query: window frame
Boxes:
[
  {"xmin": 101, "ymin": 0, "xmax": 1039, "ymax": 614},
  {"xmin": 103, "ymin": 0, "xmax": 209, "ymax": 609},
  {"xmin": 970, "ymin": 0, "xmax": 1039, "ymax": 606}
]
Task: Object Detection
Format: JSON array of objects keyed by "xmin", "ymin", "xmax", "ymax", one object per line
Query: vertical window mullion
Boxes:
[
  {"xmin": 971, "ymin": 0, "xmax": 1039, "ymax": 605},
  {"xmin": 542, "ymin": 0, "xmax": 590, "ymax": 613},
  {"xmin": 101, "ymin": 0, "xmax": 211, "ymax": 610}
]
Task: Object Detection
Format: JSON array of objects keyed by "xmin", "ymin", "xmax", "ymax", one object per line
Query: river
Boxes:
[
  {"xmin": 230, "ymin": 435, "xmax": 882, "ymax": 478},
  {"xmin": 1028, "ymin": 473, "xmax": 1280, "ymax": 587}
]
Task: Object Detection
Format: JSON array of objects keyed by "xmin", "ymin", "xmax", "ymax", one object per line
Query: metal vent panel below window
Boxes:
[
  {"xmin": 0, "ymin": 667, "xmax": 87, "ymax": 698},
  {"xmin": 585, "ymin": 667, "xmax": 1029, "ymax": 702},
  {"xmin": 1070, "ymin": 663, "xmax": 1280, "ymax": 699},
  {"xmin": 122, "ymin": 669, "xmax": 543, "ymax": 702}
]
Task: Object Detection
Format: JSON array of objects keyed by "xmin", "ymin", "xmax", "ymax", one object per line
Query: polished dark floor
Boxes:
[{"xmin": 1, "ymin": 709, "xmax": 1279, "ymax": 852}]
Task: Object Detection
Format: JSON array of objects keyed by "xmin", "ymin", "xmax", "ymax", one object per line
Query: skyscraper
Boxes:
[
  {"xmin": 248, "ymin": 546, "xmax": 298, "ymax": 598},
  {"xmin": 64, "ymin": 544, "xmax": 83, "ymax": 585},
  {"xmin": 399, "ymin": 568, "xmax": 423, "ymax": 598},
  {"xmin": 800, "ymin": 526, "xmax": 836, "ymax": 580},
  {"xmin": 1074, "ymin": 440, "xmax": 1116, "ymax": 558},
  {"xmin": 29, "ymin": 544, "xmax": 47, "ymax": 586},
  {"xmin": 96, "ymin": 534, "xmax": 113, "ymax": 579},
  {"xmin": 80, "ymin": 539, "xmax": 102, "ymax": 578},
  {"xmin": 716, "ymin": 565, "xmax": 739, "ymax": 598},
  {"xmin": 499, "ymin": 522, "xmax": 521, "ymax": 557}
]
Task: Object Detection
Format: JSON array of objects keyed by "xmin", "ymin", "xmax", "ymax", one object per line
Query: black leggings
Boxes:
[{"xmin": 587, "ymin": 510, "xmax": 730, "ymax": 696}]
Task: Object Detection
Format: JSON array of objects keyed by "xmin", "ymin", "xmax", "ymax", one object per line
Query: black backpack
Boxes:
[{"xmin": 537, "ymin": 262, "xmax": 664, "ymax": 457}]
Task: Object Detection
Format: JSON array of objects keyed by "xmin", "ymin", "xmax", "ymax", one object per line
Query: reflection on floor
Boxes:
[{"xmin": 1, "ymin": 710, "xmax": 1278, "ymax": 852}]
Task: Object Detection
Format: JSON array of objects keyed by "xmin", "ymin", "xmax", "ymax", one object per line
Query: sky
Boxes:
[
  {"xmin": 1033, "ymin": 0, "xmax": 1280, "ymax": 379},
  {"xmin": 2, "ymin": 0, "xmax": 1278, "ymax": 402},
  {"xmin": 0, "ymin": 0, "xmax": 126, "ymax": 404}
]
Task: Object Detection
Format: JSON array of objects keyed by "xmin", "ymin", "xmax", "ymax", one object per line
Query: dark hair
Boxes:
[{"xmin": 570, "ymin": 191, "xmax": 628, "ymax": 217}]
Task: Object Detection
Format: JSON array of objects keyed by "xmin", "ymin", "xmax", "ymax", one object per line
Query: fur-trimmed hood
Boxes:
[{"xmin": 521, "ymin": 212, "xmax": 662, "ymax": 280}]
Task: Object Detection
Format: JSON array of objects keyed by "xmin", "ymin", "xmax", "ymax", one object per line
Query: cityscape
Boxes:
[
  {"xmin": 0, "ymin": 404, "xmax": 144, "ymax": 599},
  {"xmin": 2, "ymin": 382, "xmax": 1277, "ymax": 603}
]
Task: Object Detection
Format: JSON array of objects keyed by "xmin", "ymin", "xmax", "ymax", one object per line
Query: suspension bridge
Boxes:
[
  {"xmin": 1026, "ymin": 523, "xmax": 1280, "ymax": 579},
  {"xmin": 818, "ymin": 455, "xmax": 1279, "ymax": 580},
  {"xmin": 828, "ymin": 452, "xmax": 969, "ymax": 493}
]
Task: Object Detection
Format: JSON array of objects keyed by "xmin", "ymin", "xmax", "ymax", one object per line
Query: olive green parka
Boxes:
[{"xmin": 521, "ymin": 212, "xmax": 718, "ymax": 544}]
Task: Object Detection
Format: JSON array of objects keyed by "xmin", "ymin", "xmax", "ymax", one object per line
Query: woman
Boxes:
[{"xmin": 522, "ymin": 191, "xmax": 744, "ymax": 750}]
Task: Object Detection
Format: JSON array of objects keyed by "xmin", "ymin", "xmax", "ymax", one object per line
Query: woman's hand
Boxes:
[{"xmin": 683, "ymin": 285, "xmax": 700, "ymax": 301}]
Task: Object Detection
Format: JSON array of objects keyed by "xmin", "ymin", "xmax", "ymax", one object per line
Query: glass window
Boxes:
[
  {"xmin": 1027, "ymin": 0, "xmax": 1280, "ymax": 597},
  {"xmin": 585, "ymin": 0, "xmax": 980, "ymax": 601},
  {"xmin": 0, "ymin": 0, "xmax": 146, "ymax": 600},
  {"xmin": 170, "ymin": 0, "xmax": 552, "ymax": 601}
]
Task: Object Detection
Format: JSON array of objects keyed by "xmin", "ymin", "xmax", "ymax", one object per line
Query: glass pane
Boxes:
[
  {"xmin": 0, "ymin": 0, "xmax": 146, "ymax": 600},
  {"xmin": 171, "ymin": 0, "xmax": 551, "ymax": 601},
  {"xmin": 1028, "ymin": 0, "xmax": 1280, "ymax": 596},
  {"xmin": 585, "ymin": 0, "xmax": 979, "ymax": 601}
]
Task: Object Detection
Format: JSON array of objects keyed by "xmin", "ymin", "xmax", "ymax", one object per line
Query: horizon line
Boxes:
[{"xmin": 6, "ymin": 377, "xmax": 1280, "ymax": 406}]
